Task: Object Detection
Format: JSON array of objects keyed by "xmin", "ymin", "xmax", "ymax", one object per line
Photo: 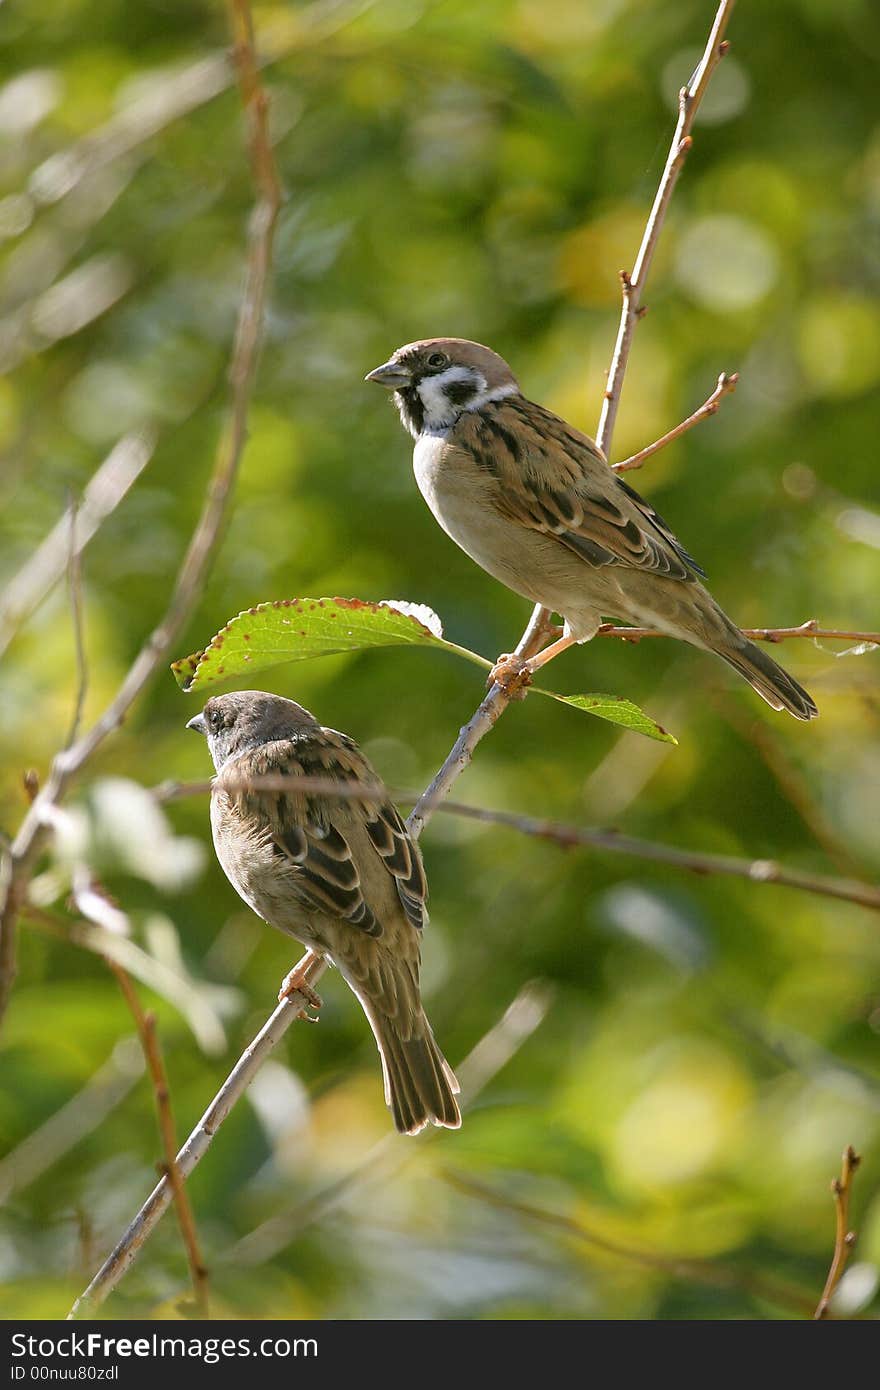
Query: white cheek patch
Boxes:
[
  {"xmin": 417, "ymin": 366, "xmax": 484, "ymax": 429},
  {"xmin": 416, "ymin": 367, "xmax": 519, "ymax": 432},
  {"xmin": 475, "ymin": 381, "xmax": 519, "ymax": 407}
]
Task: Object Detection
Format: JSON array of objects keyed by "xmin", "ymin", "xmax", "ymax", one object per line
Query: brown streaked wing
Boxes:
[
  {"xmin": 363, "ymin": 802, "xmax": 428, "ymax": 932},
  {"xmin": 479, "ymin": 397, "xmax": 705, "ymax": 581},
  {"xmin": 225, "ymin": 735, "xmax": 384, "ymax": 939}
]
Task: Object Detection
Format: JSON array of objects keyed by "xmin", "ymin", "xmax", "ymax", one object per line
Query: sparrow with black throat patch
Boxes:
[
  {"xmin": 366, "ymin": 338, "xmax": 817, "ymax": 721},
  {"xmin": 187, "ymin": 690, "xmax": 461, "ymax": 1136}
]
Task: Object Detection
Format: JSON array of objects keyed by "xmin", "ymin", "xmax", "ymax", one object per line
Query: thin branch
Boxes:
[
  {"xmin": 814, "ymin": 1145, "xmax": 861, "ymax": 1320},
  {"xmin": 64, "ymin": 497, "xmax": 89, "ymax": 750},
  {"xmin": 406, "ymin": 602, "xmax": 558, "ymax": 840},
  {"xmin": 67, "ymin": 977, "xmax": 548, "ymax": 1316},
  {"xmin": 596, "ymin": 619, "xmax": 880, "ymax": 646},
  {"xmin": 404, "ymin": 2, "xmax": 738, "ymax": 837},
  {"xmin": 596, "ymin": 0, "xmax": 737, "ymax": 456},
  {"xmin": 216, "ymin": 981, "xmax": 553, "ymax": 1271},
  {"xmin": 105, "ymin": 960, "xmax": 210, "ymax": 1318},
  {"xmin": 155, "ymin": 775, "xmax": 880, "ymax": 915},
  {"xmin": 412, "ymin": 803, "xmax": 880, "ymax": 916},
  {"xmin": 66, "ymin": 954, "xmax": 329, "ymax": 1321},
  {"xmin": 0, "ymin": 432, "xmax": 155, "ymax": 663},
  {"xmin": 0, "ymin": 0, "xmax": 282, "ymax": 1032},
  {"xmin": 612, "ymin": 372, "xmax": 738, "ymax": 474},
  {"xmin": 444, "ymin": 1170, "xmax": 813, "ymax": 1317}
]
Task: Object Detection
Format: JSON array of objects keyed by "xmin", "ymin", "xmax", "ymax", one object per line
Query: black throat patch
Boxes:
[{"xmin": 395, "ymin": 385, "xmax": 424, "ymax": 437}]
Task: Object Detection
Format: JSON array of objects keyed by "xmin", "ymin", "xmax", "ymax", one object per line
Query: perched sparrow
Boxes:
[
  {"xmin": 187, "ymin": 690, "xmax": 461, "ymax": 1136},
  {"xmin": 367, "ymin": 338, "xmax": 817, "ymax": 720}
]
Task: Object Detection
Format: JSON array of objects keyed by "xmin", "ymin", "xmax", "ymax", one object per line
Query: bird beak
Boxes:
[
  {"xmin": 186, "ymin": 712, "xmax": 207, "ymax": 735},
  {"xmin": 365, "ymin": 359, "xmax": 411, "ymax": 390}
]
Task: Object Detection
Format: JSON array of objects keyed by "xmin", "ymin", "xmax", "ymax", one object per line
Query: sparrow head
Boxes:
[
  {"xmin": 186, "ymin": 690, "xmax": 319, "ymax": 772},
  {"xmin": 366, "ymin": 338, "xmax": 520, "ymax": 439}
]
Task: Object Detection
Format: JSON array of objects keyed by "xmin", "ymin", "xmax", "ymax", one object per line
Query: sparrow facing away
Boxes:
[
  {"xmin": 366, "ymin": 338, "xmax": 817, "ymax": 720},
  {"xmin": 187, "ymin": 690, "xmax": 460, "ymax": 1136}
]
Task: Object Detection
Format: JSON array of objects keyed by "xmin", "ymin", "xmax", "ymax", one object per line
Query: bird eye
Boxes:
[{"xmin": 427, "ymin": 352, "xmax": 447, "ymax": 369}]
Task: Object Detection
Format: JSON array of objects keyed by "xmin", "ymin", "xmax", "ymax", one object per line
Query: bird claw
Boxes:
[
  {"xmin": 488, "ymin": 652, "xmax": 533, "ymax": 699},
  {"xmin": 278, "ymin": 970, "xmax": 323, "ymax": 1019}
]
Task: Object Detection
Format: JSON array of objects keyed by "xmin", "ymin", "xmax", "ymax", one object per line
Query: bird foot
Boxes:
[
  {"xmin": 488, "ymin": 652, "xmax": 533, "ymax": 699},
  {"xmin": 278, "ymin": 967, "xmax": 323, "ymax": 1018}
]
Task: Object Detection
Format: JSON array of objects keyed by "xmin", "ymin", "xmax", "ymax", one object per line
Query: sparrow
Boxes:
[
  {"xmin": 186, "ymin": 690, "xmax": 461, "ymax": 1136},
  {"xmin": 366, "ymin": 338, "xmax": 817, "ymax": 720}
]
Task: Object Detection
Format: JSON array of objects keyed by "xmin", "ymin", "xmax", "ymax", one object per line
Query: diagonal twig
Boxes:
[
  {"xmin": 223, "ymin": 981, "xmax": 553, "ymax": 1270},
  {"xmin": 596, "ymin": 0, "xmax": 737, "ymax": 455},
  {"xmin": 106, "ymin": 960, "xmax": 210, "ymax": 1317},
  {"xmin": 612, "ymin": 372, "xmax": 739, "ymax": 474},
  {"xmin": 70, "ymin": 979, "xmax": 550, "ymax": 1303},
  {"xmin": 406, "ymin": 0, "xmax": 737, "ymax": 838},
  {"xmin": 66, "ymin": 970, "xmax": 352, "ymax": 1319},
  {"xmin": 813, "ymin": 1145, "xmax": 861, "ymax": 1319},
  {"xmin": 0, "ymin": 432, "xmax": 155, "ymax": 663}
]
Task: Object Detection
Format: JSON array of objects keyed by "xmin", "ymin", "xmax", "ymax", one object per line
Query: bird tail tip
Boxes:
[{"xmin": 719, "ymin": 639, "xmax": 818, "ymax": 721}]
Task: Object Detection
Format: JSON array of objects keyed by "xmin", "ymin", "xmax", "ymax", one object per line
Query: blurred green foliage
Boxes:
[{"xmin": 1, "ymin": 0, "xmax": 880, "ymax": 1321}]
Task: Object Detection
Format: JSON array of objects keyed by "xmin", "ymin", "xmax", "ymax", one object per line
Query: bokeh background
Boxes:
[{"xmin": 1, "ymin": 0, "xmax": 879, "ymax": 1320}]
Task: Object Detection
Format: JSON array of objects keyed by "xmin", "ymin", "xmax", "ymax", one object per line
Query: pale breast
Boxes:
[
  {"xmin": 209, "ymin": 792, "xmax": 327, "ymax": 949},
  {"xmin": 413, "ymin": 434, "xmax": 523, "ymax": 585},
  {"xmin": 412, "ymin": 432, "xmax": 597, "ymax": 623}
]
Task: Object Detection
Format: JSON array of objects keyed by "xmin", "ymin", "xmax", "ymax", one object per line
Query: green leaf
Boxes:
[
  {"xmin": 533, "ymin": 688, "xmax": 678, "ymax": 744},
  {"xmin": 171, "ymin": 596, "xmax": 677, "ymax": 743},
  {"xmin": 170, "ymin": 597, "xmax": 490, "ymax": 692}
]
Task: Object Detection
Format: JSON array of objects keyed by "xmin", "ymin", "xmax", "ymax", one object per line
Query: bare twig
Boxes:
[
  {"xmin": 0, "ymin": 432, "xmax": 155, "ymax": 662},
  {"xmin": 106, "ymin": 960, "xmax": 210, "ymax": 1317},
  {"xmin": 444, "ymin": 805, "xmax": 880, "ymax": 913},
  {"xmin": 596, "ymin": 619, "xmax": 880, "ymax": 646},
  {"xmin": 155, "ymin": 775, "xmax": 880, "ymax": 915},
  {"xmin": 67, "ymin": 978, "xmax": 548, "ymax": 1316},
  {"xmin": 444, "ymin": 1170, "xmax": 813, "ymax": 1316},
  {"xmin": 814, "ymin": 1146, "xmax": 861, "ymax": 1319},
  {"xmin": 407, "ymin": 603, "xmax": 558, "ymax": 840},
  {"xmin": 66, "ymin": 956, "xmax": 328, "ymax": 1321},
  {"xmin": 404, "ymin": 2, "xmax": 738, "ymax": 837},
  {"xmin": 64, "ymin": 498, "xmax": 89, "ymax": 750},
  {"xmin": 0, "ymin": 0, "xmax": 282, "ymax": 1031},
  {"xmin": 220, "ymin": 981, "xmax": 554, "ymax": 1270},
  {"xmin": 612, "ymin": 372, "xmax": 739, "ymax": 474},
  {"xmin": 596, "ymin": 0, "xmax": 737, "ymax": 456}
]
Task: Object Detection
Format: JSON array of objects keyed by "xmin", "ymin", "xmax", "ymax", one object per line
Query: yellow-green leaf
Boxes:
[
  {"xmin": 170, "ymin": 597, "xmax": 488, "ymax": 692},
  {"xmin": 171, "ymin": 596, "xmax": 677, "ymax": 743},
  {"xmin": 533, "ymin": 688, "xmax": 678, "ymax": 744}
]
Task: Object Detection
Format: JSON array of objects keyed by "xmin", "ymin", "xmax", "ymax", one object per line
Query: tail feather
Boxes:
[
  {"xmin": 717, "ymin": 638, "xmax": 818, "ymax": 721},
  {"xmin": 368, "ymin": 1007, "xmax": 461, "ymax": 1136}
]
